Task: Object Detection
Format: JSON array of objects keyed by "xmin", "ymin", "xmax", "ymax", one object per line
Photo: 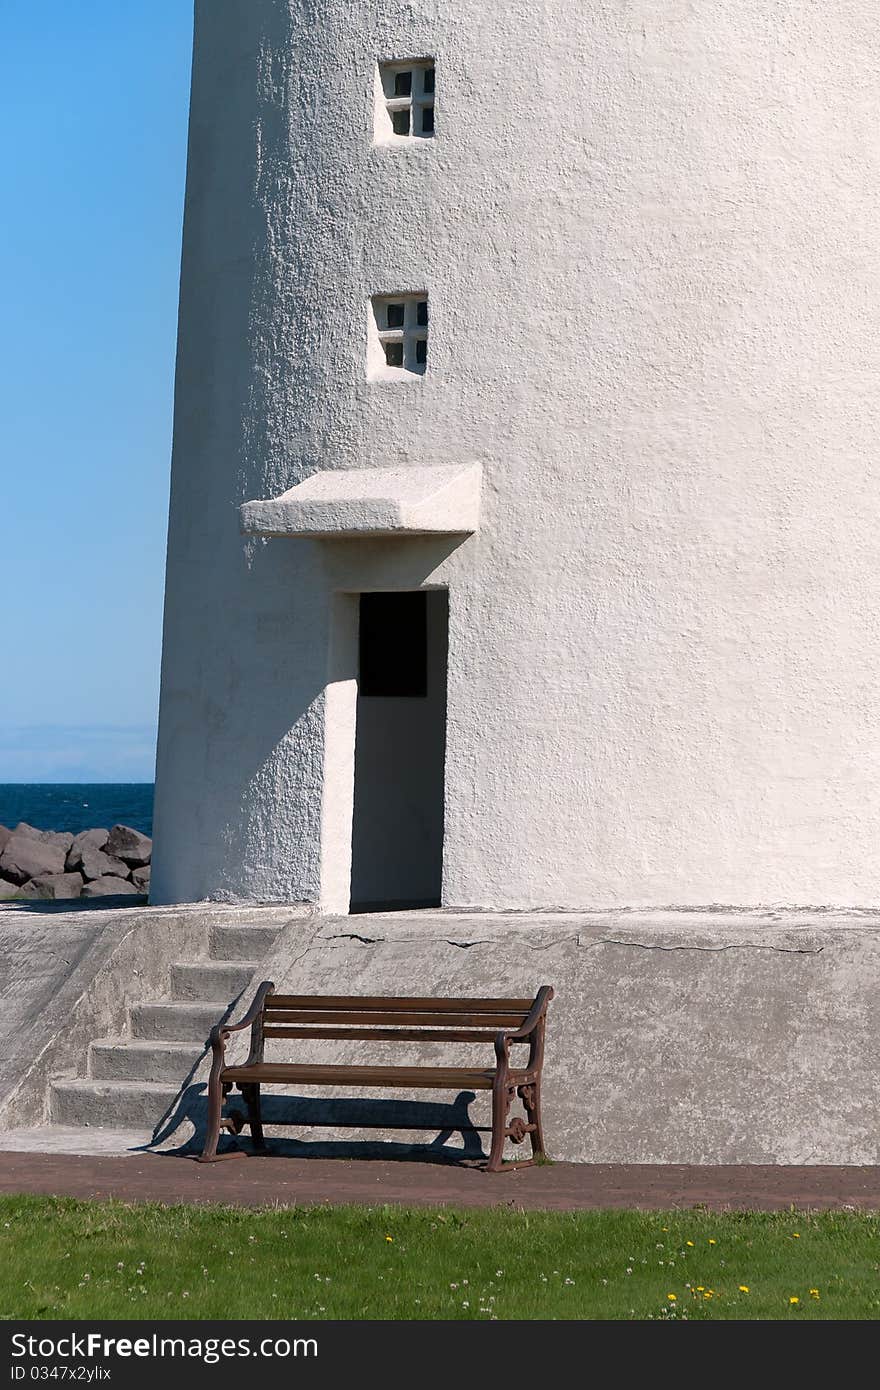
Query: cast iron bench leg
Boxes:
[
  {"xmin": 242, "ymin": 1082, "xmax": 266, "ymax": 1151},
  {"xmin": 486, "ymin": 1074, "xmax": 512, "ymax": 1172},
  {"xmin": 519, "ymin": 1081, "xmax": 547, "ymax": 1160},
  {"xmin": 200, "ymin": 1068, "xmax": 223, "ymax": 1162}
]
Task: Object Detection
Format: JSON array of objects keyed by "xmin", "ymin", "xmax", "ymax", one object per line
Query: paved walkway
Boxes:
[{"xmin": 0, "ymin": 1151, "xmax": 877, "ymax": 1211}]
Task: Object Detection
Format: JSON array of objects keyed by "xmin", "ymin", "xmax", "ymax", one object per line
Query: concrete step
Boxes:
[
  {"xmin": 130, "ymin": 1001, "xmax": 229, "ymax": 1043},
  {"xmin": 89, "ymin": 1039, "xmax": 204, "ymax": 1084},
  {"xmin": 170, "ymin": 961, "xmax": 257, "ymax": 1002},
  {"xmin": 50, "ymin": 1079, "xmax": 180, "ymax": 1129},
  {"xmin": 210, "ymin": 924, "xmax": 280, "ymax": 961}
]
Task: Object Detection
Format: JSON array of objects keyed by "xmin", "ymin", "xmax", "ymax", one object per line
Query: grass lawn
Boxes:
[{"xmin": 0, "ymin": 1197, "xmax": 878, "ymax": 1320}]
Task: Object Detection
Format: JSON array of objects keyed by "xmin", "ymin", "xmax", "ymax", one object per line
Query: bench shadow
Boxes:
[{"xmin": 146, "ymin": 1083, "xmax": 489, "ymax": 1166}]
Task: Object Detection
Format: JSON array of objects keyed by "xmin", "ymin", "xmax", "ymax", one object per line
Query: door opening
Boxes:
[{"xmin": 349, "ymin": 589, "xmax": 448, "ymax": 912}]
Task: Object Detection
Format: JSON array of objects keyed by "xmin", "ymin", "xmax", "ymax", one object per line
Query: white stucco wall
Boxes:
[{"xmin": 153, "ymin": 1, "xmax": 880, "ymax": 909}]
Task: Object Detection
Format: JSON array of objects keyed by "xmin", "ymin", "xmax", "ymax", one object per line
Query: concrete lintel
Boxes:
[{"xmin": 240, "ymin": 463, "xmax": 482, "ymax": 539}]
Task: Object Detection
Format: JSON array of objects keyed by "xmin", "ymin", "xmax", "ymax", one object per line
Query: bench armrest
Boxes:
[
  {"xmin": 209, "ymin": 980, "xmax": 276, "ymax": 1055},
  {"xmin": 493, "ymin": 985, "xmax": 554, "ymax": 1069}
]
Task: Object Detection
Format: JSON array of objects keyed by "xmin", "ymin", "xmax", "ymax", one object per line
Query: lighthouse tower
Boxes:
[{"xmin": 152, "ymin": 3, "xmax": 880, "ymax": 912}]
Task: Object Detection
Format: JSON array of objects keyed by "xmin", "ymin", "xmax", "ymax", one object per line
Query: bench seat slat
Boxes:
[
  {"xmin": 263, "ymin": 1009, "xmax": 528, "ymax": 1028},
  {"xmin": 267, "ymin": 995, "xmax": 533, "ymax": 1013},
  {"xmin": 221, "ymin": 1063, "xmax": 532, "ymax": 1089},
  {"xmin": 263, "ymin": 1026, "xmax": 509, "ymax": 1043}
]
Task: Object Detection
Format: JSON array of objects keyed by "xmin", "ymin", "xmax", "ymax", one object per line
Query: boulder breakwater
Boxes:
[{"xmin": 0, "ymin": 822, "xmax": 151, "ymax": 901}]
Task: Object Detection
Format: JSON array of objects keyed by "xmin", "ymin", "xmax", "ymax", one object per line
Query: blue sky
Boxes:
[{"xmin": 0, "ymin": 1, "xmax": 193, "ymax": 781}]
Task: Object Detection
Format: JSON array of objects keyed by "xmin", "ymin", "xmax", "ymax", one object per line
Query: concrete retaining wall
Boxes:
[
  {"xmin": 221, "ymin": 910, "xmax": 880, "ymax": 1165},
  {"xmin": 2, "ymin": 903, "xmax": 876, "ymax": 1165}
]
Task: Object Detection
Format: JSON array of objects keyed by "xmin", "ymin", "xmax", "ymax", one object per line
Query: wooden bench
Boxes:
[{"xmin": 200, "ymin": 983, "xmax": 554, "ymax": 1171}]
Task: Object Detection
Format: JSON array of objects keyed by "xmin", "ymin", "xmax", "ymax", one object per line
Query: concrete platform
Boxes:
[
  {"xmin": 0, "ymin": 1126, "xmax": 153, "ymax": 1156},
  {"xmin": 1, "ymin": 903, "xmax": 878, "ymax": 1166}
]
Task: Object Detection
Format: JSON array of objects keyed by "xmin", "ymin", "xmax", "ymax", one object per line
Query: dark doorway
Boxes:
[{"xmin": 350, "ymin": 590, "xmax": 448, "ymax": 911}]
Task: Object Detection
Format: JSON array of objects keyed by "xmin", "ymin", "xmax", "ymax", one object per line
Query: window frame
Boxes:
[
  {"xmin": 368, "ymin": 293, "xmax": 430, "ymax": 380},
  {"xmin": 374, "ymin": 58, "xmax": 436, "ymax": 145}
]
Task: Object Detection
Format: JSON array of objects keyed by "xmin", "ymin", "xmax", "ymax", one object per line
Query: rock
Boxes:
[
  {"xmin": 65, "ymin": 828, "xmax": 110, "ymax": 870},
  {"xmin": 13, "ymin": 823, "xmax": 74, "ymax": 853},
  {"xmin": 0, "ymin": 878, "xmax": 21, "ymax": 900},
  {"xmin": 17, "ymin": 872, "xmax": 83, "ymax": 901},
  {"xmin": 77, "ymin": 847, "xmax": 130, "ymax": 882},
  {"xmin": 81, "ymin": 876, "xmax": 142, "ymax": 898},
  {"xmin": 0, "ymin": 825, "xmax": 11, "ymax": 855},
  {"xmin": 104, "ymin": 825, "xmax": 152, "ymax": 867},
  {"xmin": 0, "ymin": 833, "xmax": 68, "ymax": 885},
  {"xmin": 131, "ymin": 864, "xmax": 151, "ymax": 891}
]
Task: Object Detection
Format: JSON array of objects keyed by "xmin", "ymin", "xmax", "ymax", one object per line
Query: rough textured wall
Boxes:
[{"xmin": 154, "ymin": 1, "xmax": 880, "ymax": 907}]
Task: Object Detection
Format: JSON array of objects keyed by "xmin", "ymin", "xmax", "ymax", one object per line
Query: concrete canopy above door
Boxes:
[{"xmin": 240, "ymin": 464, "xmax": 482, "ymax": 540}]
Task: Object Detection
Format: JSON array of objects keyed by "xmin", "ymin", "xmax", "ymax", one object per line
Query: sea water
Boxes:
[{"xmin": 0, "ymin": 784, "xmax": 154, "ymax": 837}]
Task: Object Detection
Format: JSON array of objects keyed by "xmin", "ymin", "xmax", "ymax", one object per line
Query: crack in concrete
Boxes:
[
  {"xmin": 262, "ymin": 920, "xmax": 328, "ymax": 980},
  {"xmin": 578, "ymin": 937, "xmax": 825, "ymax": 956},
  {"xmin": 315, "ymin": 930, "xmax": 826, "ymax": 957},
  {"xmin": 326, "ymin": 932, "xmax": 384, "ymax": 945}
]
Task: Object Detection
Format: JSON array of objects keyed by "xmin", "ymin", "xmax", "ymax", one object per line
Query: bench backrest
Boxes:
[{"xmin": 260, "ymin": 993, "xmax": 537, "ymax": 1044}]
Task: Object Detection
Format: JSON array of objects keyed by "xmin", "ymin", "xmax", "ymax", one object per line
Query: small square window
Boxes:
[
  {"xmin": 370, "ymin": 294, "xmax": 430, "ymax": 379},
  {"xmin": 376, "ymin": 59, "xmax": 436, "ymax": 143}
]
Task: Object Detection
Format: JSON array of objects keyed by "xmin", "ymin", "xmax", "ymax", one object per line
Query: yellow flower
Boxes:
[
  {"xmin": 686, "ymin": 1241, "xmax": 694, "ymax": 1247},
  {"xmin": 789, "ymin": 1296, "xmax": 799, "ymax": 1305},
  {"xmin": 703, "ymin": 1291, "xmax": 713, "ymax": 1299},
  {"xmin": 661, "ymin": 1227, "xmax": 669, "ymax": 1232},
  {"xmin": 810, "ymin": 1289, "xmax": 820, "ymax": 1298},
  {"xmin": 385, "ymin": 1235, "xmax": 393, "ymax": 1243},
  {"xmin": 708, "ymin": 1238, "xmax": 716, "ymax": 1245},
  {"xmin": 696, "ymin": 1286, "xmax": 705, "ymax": 1292},
  {"xmin": 667, "ymin": 1293, "xmax": 677, "ymax": 1301},
  {"xmin": 792, "ymin": 1233, "xmax": 800, "ymax": 1239},
  {"xmin": 739, "ymin": 1285, "xmax": 750, "ymax": 1293}
]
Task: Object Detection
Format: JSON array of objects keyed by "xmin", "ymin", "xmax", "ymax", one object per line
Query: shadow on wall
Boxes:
[
  {"xmin": 350, "ymin": 588, "xmax": 449, "ymax": 911},
  {"xmin": 0, "ymin": 897, "xmax": 147, "ymax": 915},
  {"xmin": 153, "ymin": 534, "xmax": 462, "ymax": 905},
  {"xmin": 150, "ymin": 1085, "xmax": 487, "ymax": 1165}
]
